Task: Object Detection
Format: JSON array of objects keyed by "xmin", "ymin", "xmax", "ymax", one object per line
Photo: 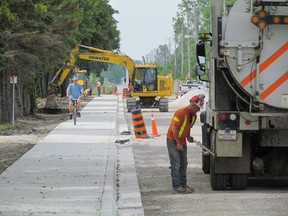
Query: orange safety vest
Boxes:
[
  {"xmin": 167, "ymin": 107, "xmax": 197, "ymax": 145},
  {"xmin": 96, "ymin": 81, "xmax": 101, "ymax": 87}
]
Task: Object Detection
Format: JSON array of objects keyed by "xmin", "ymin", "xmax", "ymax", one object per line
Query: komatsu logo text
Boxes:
[{"xmin": 89, "ymin": 56, "xmax": 109, "ymax": 61}]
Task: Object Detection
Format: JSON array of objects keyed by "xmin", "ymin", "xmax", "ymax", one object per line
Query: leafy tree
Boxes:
[
  {"xmin": 102, "ymin": 64, "xmax": 126, "ymax": 84},
  {"xmin": 152, "ymin": 0, "xmax": 210, "ymax": 81},
  {"xmin": 156, "ymin": 0, "xmax": 238, "ymax": 82},
  {"xmin": 154, "ymin": 45, "xmax": 170, "ymax": 66},
  {"xmin": 0, "ymin": 0, "xmax": 120, "ymax": 123}
]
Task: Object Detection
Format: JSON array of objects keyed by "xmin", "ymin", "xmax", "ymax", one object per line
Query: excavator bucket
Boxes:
[{"xmin": 45, "ymin": 93, "xmax": 60, "ymax": 110}]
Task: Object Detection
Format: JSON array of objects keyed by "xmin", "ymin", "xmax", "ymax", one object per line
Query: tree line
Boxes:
[
  {"xmin": 151, "ymin": 0, "xmax": 236, "ymax": 80},
  {"xmin": 0, "ymin": 0, "xmax": 120, "ymax": 123}
]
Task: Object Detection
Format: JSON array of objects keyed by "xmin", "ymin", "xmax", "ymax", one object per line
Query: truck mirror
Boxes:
[
  {"xmin": 195, "ymin": 65, "xmax": 205, "ymax": 76},
  {"xmin": 196, "ymin": 42, "xmax": 206, "ymax": 65}
]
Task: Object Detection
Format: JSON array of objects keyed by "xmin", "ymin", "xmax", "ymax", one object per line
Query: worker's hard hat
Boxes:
[
  {"xmin": 72, "ymin": 76, "xmax": 78, "ymax": 81},
  {"xmin": 190, "ymin": 94, "xmax": 205, "ymax": 108}
]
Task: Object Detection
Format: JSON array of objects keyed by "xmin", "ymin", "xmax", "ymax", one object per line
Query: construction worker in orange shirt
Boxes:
[{"xmin": 166, "ymin": 94, "xmax": 205, "ymax": 194}]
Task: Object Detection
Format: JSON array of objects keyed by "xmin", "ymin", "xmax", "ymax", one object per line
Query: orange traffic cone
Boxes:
[
  {"xmin": 114, "ymin": 87, "xmax": 118, "ymax": 96},
  {"xmin": 151, "ymin": 113, "xmax": 160, "ymax": 137},
  {"xmin": 132, "ymin": 108, "xmax": 148, "ymax": 139}
]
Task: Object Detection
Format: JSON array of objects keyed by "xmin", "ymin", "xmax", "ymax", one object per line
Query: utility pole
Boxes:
[
  {"xmin": 174, "ymin": 36, "xmax": 177, "ymax": 75},
  {"xmin": 10, "ymin": 75, "xmax": 17, "ymax": 127},
  {"xmin": 181, "ymin": 25, "xmax": 184, "ymax": 75},
  {"xmin": 184, "ymin": 35, "xmax": 191, "ymax": 78}
]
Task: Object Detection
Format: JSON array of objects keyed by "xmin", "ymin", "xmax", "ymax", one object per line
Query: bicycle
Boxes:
[{"xmin": 72, "ymin": 99, "xmax": 78, "ymax": 125}]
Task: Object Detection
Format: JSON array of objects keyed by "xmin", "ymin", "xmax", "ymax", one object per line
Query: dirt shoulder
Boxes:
[{"xmin": 0, "ymin": 96, "xmax": 93, "ymax": 174}]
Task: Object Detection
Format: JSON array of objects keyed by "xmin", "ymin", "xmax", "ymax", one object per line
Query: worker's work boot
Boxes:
[
  {"xmin": 172, "ymin": 186, "xmax": 186, "ymax": 194},
  {"xmin": 183, "ymin": 185, "xmax": 195, "ymax": 194}
]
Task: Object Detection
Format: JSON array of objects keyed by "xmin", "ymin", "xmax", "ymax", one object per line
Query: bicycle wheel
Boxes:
[{"xmin": 73, "ymin": 104, "xmax": 77, "ymax": 125}]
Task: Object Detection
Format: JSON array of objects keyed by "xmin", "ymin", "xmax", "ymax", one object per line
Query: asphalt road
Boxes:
[{"xmin": 124, "ymin": 98, "xmax": 288, "ymax": 216}]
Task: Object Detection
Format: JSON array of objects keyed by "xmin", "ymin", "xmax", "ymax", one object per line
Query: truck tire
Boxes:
[
  {"xmin": 229, "ymin": 174, "xmax": 247, "ymax": 190},
  {"xmin": 210, "ymin": 130, "xmax": 228, "ymax": 190},
  {"xmin": 159, "ymin": 105, "xmax": 168, "ymax": 112},
  {"xmin": 159, "ymin": 98, "xmax": 169, "ymax": 112},
  {"xmin": 210, "ymin": 158, "xmax": 229, "ymax": 190},
  {"xmin": 127, "ymin": 98, "xmax": 136, "ymax": 112},
  {"xmin": 202, "ymin": 124, "xmax": 211, "ymax": 174}
]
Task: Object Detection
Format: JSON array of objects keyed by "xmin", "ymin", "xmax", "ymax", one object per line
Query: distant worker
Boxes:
[
  {"xmin": 66, "ymin": 77, "xmax": 84, "ymax": 119},
  {"xmin": 166, "ymin": 94, "xmax": 205, "ymax": 194},
  {"xmin": 95, "ymin": 79, "xmax": 101, "ymax": 97},
  {"xmin": 128, "ymin": 81, "xmax": 133, "ymax": 95},
  {"xmin": 86, "ymin": 77, "xmax": 92, "ymax": 96},
  {"xmin": 134, "ymin": 79, "xmax": 142, "ymax": 92}
]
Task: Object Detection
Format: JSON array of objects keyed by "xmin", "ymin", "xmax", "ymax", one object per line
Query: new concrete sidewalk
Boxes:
[{"xmin": 0, "ymin": 95, "xmax": 144, "ymax": 216}]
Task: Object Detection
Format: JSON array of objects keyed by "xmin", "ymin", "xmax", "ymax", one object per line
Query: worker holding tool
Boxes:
[{"xmin": 166, "ymin": 94, "xmax": 205, "ymax": 194}]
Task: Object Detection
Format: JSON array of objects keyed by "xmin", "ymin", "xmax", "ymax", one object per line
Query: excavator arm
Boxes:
[
  {"xmin": 49, "ymin": 46, "xmax": 80, "ymax": 95},
  {"xmin": 49, "ymin": 45, "xmax": 135, "ymax": 93},
  {"xmin": 78, "ymin": 45, "xmax": 135, "ymax": 82},
  {"xmin": 46, "ymin": 46, "xmax": 81, "ymax": 109}
]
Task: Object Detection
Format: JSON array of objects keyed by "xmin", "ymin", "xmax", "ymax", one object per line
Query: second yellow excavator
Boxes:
[{"xmin": 48, "ymin": 45, "xmax": 173, "ymax": 112}]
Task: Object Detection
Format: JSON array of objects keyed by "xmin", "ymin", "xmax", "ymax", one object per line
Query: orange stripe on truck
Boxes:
[
  {"xmin": 240, "ymin": 42, "xmax": 288, "ymax": 87},
  {"xmin": 260, "ymin": 71, "xmax": 288, "ymax": 100}
]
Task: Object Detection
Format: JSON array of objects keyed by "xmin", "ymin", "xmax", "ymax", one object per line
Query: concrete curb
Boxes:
[{"xmin": 116, "ymin": 97, "xmax": 144, "ymax": 216}]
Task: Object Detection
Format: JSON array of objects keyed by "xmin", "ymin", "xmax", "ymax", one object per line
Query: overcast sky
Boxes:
[{"xmin": 109, "ymin": 0, "xmax": 182, "ymax": 60}]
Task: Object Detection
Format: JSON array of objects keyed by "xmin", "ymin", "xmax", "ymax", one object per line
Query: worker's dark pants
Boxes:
[
  {"xmin": 97, "ymin": 87, "xmax": 101, "ymax": 96},
  {"xmin": 167, "ymin": 139, "xmax": 188, "ymax": 188}
]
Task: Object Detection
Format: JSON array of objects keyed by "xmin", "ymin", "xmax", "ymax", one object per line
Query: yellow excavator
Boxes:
[{"xmin": 47, "ymin": 45, "xmax": 173, "ymax": 112}]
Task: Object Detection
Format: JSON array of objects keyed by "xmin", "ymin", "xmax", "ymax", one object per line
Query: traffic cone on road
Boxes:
[
  {"xmin": 151, "ymin": 113, "xmax": 160, "ymax": 137},
  {"xmin": 132, "ymin": 108, "xmax": 148, "ymax": 139}
]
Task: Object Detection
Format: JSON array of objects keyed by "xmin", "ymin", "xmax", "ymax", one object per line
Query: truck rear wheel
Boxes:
[
  {"xmin": 210, "ymin": 130, "xmax": 228, "ymax": 190},
  {"xmin": 229, "ymin": 174, "xmax": 247, "ymax": 190},
  {"xmin": 210, "ymin": 157, "xmax": 229, "ymax": 190},
  {"xmin": 127, "ymin": 98, "xmax": 136, "ymax": 112},
  {"xmin": 159, "ymin": 98, "xmax": 168, "ymax": 112},
  {"xmin": 159, "ymin": 105, "xmax": 168, "ymax": 112}
]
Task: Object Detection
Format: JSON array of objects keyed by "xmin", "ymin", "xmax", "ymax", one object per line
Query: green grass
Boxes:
[
  {"xmin": 0, "ymin": 124, "xmax": 10, "ymax": 131},
  {"xmin": 0, "ymin": 119, "xmax": 28, "ymax": 131}
]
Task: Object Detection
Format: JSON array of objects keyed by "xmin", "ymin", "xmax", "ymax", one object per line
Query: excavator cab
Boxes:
[{"xmin": 132, "ymin": 67, "xmax": 157, "ymax": 93}]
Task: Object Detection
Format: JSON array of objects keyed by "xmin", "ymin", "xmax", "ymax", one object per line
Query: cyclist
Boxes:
[{"xmin": 66, "ymin": 76, "xmax": 84, "ymax": 119}]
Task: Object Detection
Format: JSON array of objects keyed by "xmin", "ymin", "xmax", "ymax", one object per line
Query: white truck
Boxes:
[
  {"xmin": 179, "ymin": 80, "xmax": 206, "ymax": 96},
  {"xmin": 196, "ymin": 0, "xmax": 288, "ymax": 190}
]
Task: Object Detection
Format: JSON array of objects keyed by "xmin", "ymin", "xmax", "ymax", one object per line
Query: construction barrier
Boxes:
[
  {"xmin": 151, "ymin": 113, "xmax": 160, "ymax": 137},
  {"xmin": 122, "ymin": 88, "xmax": 128, "ymax": 99},
  {"xmin": 131, "ymin": 108, "xmax": 148, "ymax": 139}
]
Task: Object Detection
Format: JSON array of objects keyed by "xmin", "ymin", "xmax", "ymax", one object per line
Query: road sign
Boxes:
[{"xmin": 10, "ymin": 75, "xmax": 17, "ymax": 84}]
